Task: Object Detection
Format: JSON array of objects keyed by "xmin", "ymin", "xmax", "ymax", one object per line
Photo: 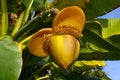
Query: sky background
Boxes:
[
  {"xmin": 99, "ymin": 7, "xmax": 120, "ymax": 18},
  {"xmin": 99, "ymin": 7, "xmax": 120, "ymax": 80}
]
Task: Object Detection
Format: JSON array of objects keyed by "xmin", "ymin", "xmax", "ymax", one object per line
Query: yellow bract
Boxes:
[
  {"xmin": 28, "ymin": 28, "xmax": 52, "ymax": 57},
  {"xmin": 49, "ymin": 35, "xmax": 80, "ymax": 68},
  {"xmin": 28, "ymin": 6, "xmax": 85, "ymax": 58},
  {"xmin": 52, "ymin": 6, "xmax": 85, "ymax": 37}
]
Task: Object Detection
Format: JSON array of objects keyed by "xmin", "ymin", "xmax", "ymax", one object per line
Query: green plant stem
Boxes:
[
  {"xmin": 11, "ymin": 12, "xmax": 24, "ymax": 37},
  {"xmin": 0, "ymin": 15, "xmax": 1, "ymax": 35},
  {"xmin": 35, "ymin": 63, "xmax": 50, "ymax": 74},
  {"xmin": 1, "ymin": 0, "xmax": 8, "ymax": 35},
  {"xmin": 22, "ymin": 0, "xmax": 34, "ymax": 26},
  {"xmin": 28, "ymin": 63, "xmax": 50, "ymax": 80},
  {"xmin": 14, "ymin": 15, "xmax": 40, "ymax": 41},
  {"xmin": 19, "ymin": 34, "xmax": 33, "ymax": 44},
  {"xmin": 36, "ymin": 75, "xmax": 49, "ymax": 80}
]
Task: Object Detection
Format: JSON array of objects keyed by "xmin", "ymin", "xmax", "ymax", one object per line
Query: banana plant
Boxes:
[{"xmin": 0, "ymin": 0, "xmax": 120, "ymax": 80}]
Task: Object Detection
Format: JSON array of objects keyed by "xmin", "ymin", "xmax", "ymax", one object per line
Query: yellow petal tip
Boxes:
[{"xmin": 52, "ymin": 6, "xmax": 85, "ymax": 38}]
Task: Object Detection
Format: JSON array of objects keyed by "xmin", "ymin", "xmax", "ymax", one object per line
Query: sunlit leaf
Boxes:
[
  {"xmin": 74, "ymin": 60, "xmax": 105, "ymax": 67},
  {"xmin": 94, "ymin": 18, "xmax": 120, "ymax": 50},
  {"xmin": 96, "ymin": 19, "xmax": 120, "ymax": 38},
  {"xmin": 68, "ymin": 60, "xmax": 105, "ymax": 73},
  {"xmin": 80, "ymin": 22, "xmax": 120, "ymax": 60},
  {"xmin": 0, "ymin": 35, "xmax": 22, "ymax": 80},
  {"xmin": 83, "ymin": 23, "xmax": 120, "ymax": 52},
  {"xmin": 89, "ymin": 43, "xmax": 109, "ymax": 52},
  {"xmin": 51, "ymin": 60, "xmax": 105, "ymax": 70},
  {"xmin": 79, "ymin": 38, "xmax": 95, "ymax": 53}
]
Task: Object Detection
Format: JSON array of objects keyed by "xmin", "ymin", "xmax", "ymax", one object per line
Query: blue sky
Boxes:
[
  {"xmin": 104, "ymin": 61, "xmax": 120, "ymax": 80},
  {"xmin": 99, "ymin": 7, "xmax": 120, "ymax": 80},
  {"xmin": 99, "ymin": 7, "xmax": 120, "ymax": 18}
]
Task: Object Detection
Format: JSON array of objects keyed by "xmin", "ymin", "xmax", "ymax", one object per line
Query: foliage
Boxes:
[
  {"xmin": 0, "ymin": 0, "xmax": 120, "ymax": 80},
  {"xmin": 0, "ymin": 35, "xmax": 22, "ymax": 80}
]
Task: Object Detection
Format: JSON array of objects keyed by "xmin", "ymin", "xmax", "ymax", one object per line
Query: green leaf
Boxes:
[
  {"xmin": 85, "ymin": 0, "xmax": 120, "ymax": 20},
  {"xmin": 53, "ymin": 0, "xmax": 89, "ymax": 10},
  {"xmin": 72, "ymin": 60, "xmax": 105, "ymax": 71},
  {"xmin": 79, "ymin": 22, "xmax": 120, "ymax": 60},
  {"xmin": 83, "ymin": 22, "xmax": 120, "ymax": 52},
  {"xmin": 89, "ymin": 43, "xmax": 109, "ymax": 53},
  {"xmin": 96, "ymin": 19, "xmax": 120, "ymax": 38},
  {"xmin": 79, "ymin": 38, "xmax": 95, "ymax": 53},
  {"xmin": 7, "ymin": 0, "xmax": 19, "ymax": 13},
  {"xmin": 94, "ymin": 19, "xmax": 120, "ymax": 50},
  {"xmin": 7, "ymin": 0, "xmax": 24, "ymax": 13},
  {"xmin": 0, "ymin": 35, "xmax": 22, "ymax": 80},
  {"xmin": 106, "ymin": 35, "xmax": 120, "ymax": 49},
  {"xmin": 23, "ymin": 0, "xmax": 47, "ymax": 11},
  {"xmin": 32, "ymin": 0, "xmax": 47, "ymax": 11},
  {"xmin": 52, "ymin": 0, "xmax": 120, "ymax": 20}
]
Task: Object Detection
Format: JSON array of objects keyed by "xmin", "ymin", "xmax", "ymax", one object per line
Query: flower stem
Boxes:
[
  {"xmin": 1, "ymin": 0, "xmax": 8, "ymax": 35},
  {"xmin": 36, "ymin": 75, "xmax": 49, "ymax": 80},
  {"xmin": 19, "ymin": 34, "xmax": 33, "ymax": 44},
  {"xmin": 35, "ymin": 63, "xmax": 50, "ymax": 74}
]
